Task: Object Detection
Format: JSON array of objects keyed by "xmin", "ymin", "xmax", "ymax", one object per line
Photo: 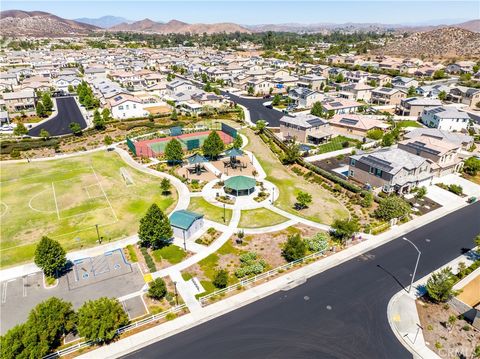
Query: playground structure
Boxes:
[{"xmin": 127, "ymin": 123, "xmax": 237, "ymax": 158}]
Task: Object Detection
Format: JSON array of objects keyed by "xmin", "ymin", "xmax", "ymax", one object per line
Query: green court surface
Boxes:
[
  {"xmin": 0, "ymin": 151, "xmax": 177, "ymax": 268},
  {"xmin": 148, "ymin": 133, "xmax": 212, "ymax": 154}
]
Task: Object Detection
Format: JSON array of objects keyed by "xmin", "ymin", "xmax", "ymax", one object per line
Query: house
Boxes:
[
  {"xmin": 416, "ymin": 84, "xmax": 450, "ymax": 99},
  {"xmin": 2, "ymin": 90, "xmax": 36, "ymax": 112},
  {"xmin": 348, "ymin": 148, "xmax": 433, "ymax": 194},
  {"xmin": 404, "ymin": 128, "xmax": 474, "ymax": 150},
  {"xmin": 447, "ymin": 86, "xmax": 480, "ymax": 108},
  {"xmin": 108, "ymin": 94, "xmax": 147, "ymax": 119},
  {"xmin": 392, "ymin": 76, "xmax": 418, "ymax": 90},
  {"xmin": 446, "ymin": 61, "xmax": 477, "ymax": 74},
  {"xmin": 279, "ymin": 113, "xmax": 331, "ymax": 144},
  {"xmin": 366, "ymin": 74, "xmax": 391, "ymax": 87},
  {"xmin": 396, "ymin": 97, "xmax": 442, "ymax": 117},
  {"xmin": 420, "ymin": 106, "xmax": 470, "ymax": 132},
  {"xmin": 288, "ymin": 87, "xmax": 323, "ymax": 109},
  {"xmin": 170, "ymin": 210, "xmax": 204, "ymax": 240},
  {"xmin": 54, "ymin": 76, "xmax": 82, "ymax": 93},
  {"xmin": 398, "ymin": 136, "xmax": 462, "ymax": 177},
  {"xmin": 371, "ymin": 87, "xmax": 407, "ymax": 105},
  {"xmin": 329, "ymin": 114, "xmax": 390, "ymax": 137},
  {"xmin": 297, "ymin": 74, "xmax": 326, "ymax": 91},
  {"xmin": 166, "ymin": 79, "xmax": 195, "ymax": 94},
  {"xmin": 321, "ymin": 98, "xmax": 362, "ymax": 114},
  {"xmin": 339, "ymin": 83, "xmax": 373, "ymax": 102},
  {"xmin": 245, "ymin": 78, "xmax": 272, "ymax": 95}
]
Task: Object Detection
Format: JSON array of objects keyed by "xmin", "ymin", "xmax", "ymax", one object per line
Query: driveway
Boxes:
[{"xmin": 29, "ymin": 96, "xmax": 87, "ymax": 137}]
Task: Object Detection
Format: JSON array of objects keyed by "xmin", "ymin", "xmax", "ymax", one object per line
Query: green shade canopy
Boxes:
[
  {"xmin": 224, "ymin": 175, "xmax": 256, "ymax": 191},
  {"xmin": 187, "ymin": 153, "xmax": 208, "ymax": 165},
  {"xmin": 224, "ymin": 148, "xmax": 243, "ymax": 157},
  {"xmin": 170, "ymin": 210, "xmax": 204, "ymax": 230}
]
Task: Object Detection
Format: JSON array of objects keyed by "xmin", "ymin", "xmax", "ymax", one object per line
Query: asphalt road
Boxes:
[
  {"xmin": 222, "ymin": 92, "xmax": 284, "ymax": 127},
  {"xmin": 29, "ymin": 96, "xmax": 87, "ymax": 137},
  {"xmin": 125, "ymin": 202, "xmax": 480, "ymax": 359}
]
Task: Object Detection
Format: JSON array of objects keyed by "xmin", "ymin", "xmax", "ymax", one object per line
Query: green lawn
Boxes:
[
  {"xmin": 243, "ymin": 129, "xmax": 349, "ymax": 224},
  {"xmin": 0, "ymin": 151, "xmax": 177, "ymax": 268},
  {"xmin": 317, "ymin": 136, "xmax": 360, "ymax": 154},
  {"xmin": 239, "ymin": 208, "xmax": 288, "ymax": 228},
  {"xmin": 395, "ymin": 120, "xmax": 423, "ymax": 128},
  {"xmin": 152, "ymin": 244, "xmax": 187, "ymax": 264},
  {"xmin": 187, "ymin": 197, "xmax": 232, "ymax": 224}
]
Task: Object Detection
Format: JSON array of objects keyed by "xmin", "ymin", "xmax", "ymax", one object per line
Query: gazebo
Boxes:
[
  {"xmin": 224, "ymin": 175, "xmax": 256, "ymax": 196},
  {"xmin": 224, "ymin": 148, "xmax": 244, "ymax": 168},
  {"xmin": 187, "ymin": 153, "xmax": 208, "ymax": 175}
]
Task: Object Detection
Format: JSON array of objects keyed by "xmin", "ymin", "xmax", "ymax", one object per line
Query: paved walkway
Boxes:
[{"xmin": 388, "ymin": 247, "xmax": 479, "ymax": 359}]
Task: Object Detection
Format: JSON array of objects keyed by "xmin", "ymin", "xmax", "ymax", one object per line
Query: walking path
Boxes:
[{"xmin": 388, "ymin": 247, "xmax": 479, "ymax": 359}]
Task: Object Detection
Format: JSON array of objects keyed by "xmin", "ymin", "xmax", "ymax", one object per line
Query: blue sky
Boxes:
[{"xmin": 2, "ymin": 1, "xmax": 479, "ymax": 25}]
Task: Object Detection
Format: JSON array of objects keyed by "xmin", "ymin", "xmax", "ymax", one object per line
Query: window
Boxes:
[
  {"xmin": 133, "ymin": 104, "xmax": 136, "ymax": 109},
  {"xmin": 350, "ymin": 159, "xmax": 356, "ymax": 166},
  {"xmin": 374, "ymin": 168, "xmax": 383, "ymax": 177},
  {"xmin": 118, "ymin": 105, "xmax": 124, "ymax": 110},
  {"xmin": 369, "ymin": 166, "xmax": 374, "ymax": 174}
]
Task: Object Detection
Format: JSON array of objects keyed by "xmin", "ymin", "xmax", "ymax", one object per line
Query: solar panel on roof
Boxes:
[
  {"xmin": 339, "ymin": 118, "xmax": 358, "ymax": 125},
  {"xmin": 306, "ymin": 118, "xmax": 324, "ymax": 127},
  {"xmin": 114, "ymin": 96, "xmax": 122, "ymax": 101},
  {"xmin": 331, "ymin": 102, "xmax": 343, "ymax": 107}
]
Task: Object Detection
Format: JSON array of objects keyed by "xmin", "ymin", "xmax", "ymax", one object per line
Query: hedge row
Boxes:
[
  {"xmin": 140, "ymin": 246, "xmax": 157, "ymax": 272},
  {"xmin": 0, "ymin": 138, "xmax": 60, "ymax": 154}
]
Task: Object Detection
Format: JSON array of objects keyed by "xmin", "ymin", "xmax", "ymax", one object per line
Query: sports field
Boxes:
[{"xmin": 0, "ymin": 151, "xmax": 177, "ymax": 268}]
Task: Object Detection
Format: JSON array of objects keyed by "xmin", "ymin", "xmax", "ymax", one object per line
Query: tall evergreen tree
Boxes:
[
  {"xmin": 202, "ymin": 131, "xmax": 225, "ymax": 159},
  {"xmin": 34, "ymin": 236, "xmax": 67, "ymax": 277},
  {"xmin": 138, "ymin": 204, "xmax": 173, "ymax": 248}
]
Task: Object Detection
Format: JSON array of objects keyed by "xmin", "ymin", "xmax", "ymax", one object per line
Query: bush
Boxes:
[
  {"xmin": 374, "ymin": 196, "xmax": 411, "ymax": 221},
  {"xmin": 415, "ymin": 186, "xmax": 427, "ymax": 199},
  {"xmin": 235, "ymin": 252, "xmax": 266, "ymax": 278},
  {"xmin": 304, "ymin": 232, "xmax": 329, "ymax": 252},
  {"xmin": 426, "ymin": 267, "xmax": 458, "ymax": 303},
  {"xmin": 448, "ymin": 184, "xmax": 463, "ymax": 196},
  {"xmin": 140, "ymin": 246, "xmax": 156, "ymax": 272},
  {"xmin": 213, "ymin": 269, "xmax": 228, "ymax": 288},
  {"xmin": 330, "ymin": 218, "xmax": 360, "ymax": 242},
  {"xmin": 282, "ymin": 234, "xmax": 306, "ymax": 262},
  {"xmin": 148, "ymin": 278, "xmax": 167, "ymax": 300}
]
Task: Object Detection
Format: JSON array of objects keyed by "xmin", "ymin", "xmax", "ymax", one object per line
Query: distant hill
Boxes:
[
  {"xmin": 109, "ymin": 18, "xmax": 250, "ymax": 34},
  {"xmin": 376, "ymin": 27, "xmax": 480, "ymax": 59},
  {"xmin": 0, "ymin": 10, "xmax": 99, "ymax": 37},
  {"xmin": 75, "ymin": 15, "xmax": 132, "ymax": 28}
]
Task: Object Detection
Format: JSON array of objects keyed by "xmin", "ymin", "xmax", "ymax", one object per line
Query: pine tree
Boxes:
[{"xmin": 138, "ymin": 204, "xmax": 173, "ymax": 248}]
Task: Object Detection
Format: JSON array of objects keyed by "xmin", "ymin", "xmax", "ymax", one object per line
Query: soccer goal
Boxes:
[{"xmin": 120, "ymin": 167, "xmax": 134, "ymax": 186}]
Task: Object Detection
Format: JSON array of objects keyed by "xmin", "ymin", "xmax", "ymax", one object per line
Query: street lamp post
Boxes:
[
  {"xmin": 271, "ymin": 187, "xmax": 274, "ymax": 204},
  {"xmin": 173, "ymin": 281, "xmax": 178, "ymax": 306},
  {"xmin": 403, "ymin": 237, "xmax": 421, "ymax": 293},
  {"xmin": 182, "ymin": 230, "xmax": 187, "ymax": 251},
  {"xmin": 95, "ymin": 224, "xmax": 101, "ymax": 244}
]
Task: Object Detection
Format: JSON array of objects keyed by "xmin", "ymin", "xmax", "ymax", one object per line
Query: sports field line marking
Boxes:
[
  {"xmin": 60, "ymin": 206, "xmax": 112, "ymax": 220},
  {"xmin": 1, "ymin": 282, "xmax": 7, "ymax": 303},
  {"xmin": 0, "ymin": 201, "xmax": 8, "ymax": 218},
  {"xmin": 28, "ymin": 189, "xmax": 57, "ymax": 214},
  {"xmin": 84, "ymin": 186, "xmax": 92, "ymax": 199},
  {"xmin": 90, "ymin": 166, "xmax": 118, "ymax": 222},
  {"xmin": 51, "ymin": 182, "xmax": 60, "ymax": 220}
]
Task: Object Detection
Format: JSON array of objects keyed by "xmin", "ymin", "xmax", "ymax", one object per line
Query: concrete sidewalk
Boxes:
[{"xmin": 388, "ymin": 248, "xmax": 478, "ymax": 359}]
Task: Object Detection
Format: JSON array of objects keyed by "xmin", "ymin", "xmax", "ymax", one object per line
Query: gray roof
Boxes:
[
  {"xmin": 402, "ymin": 97, "xmax": 442, "ymax": 107},
  {"xmin": 404, "ymin": 128, "xmax": 473, "ymax": 146},
  {"xmin": 280, "ymin": 113, "xmax": 327, "ymax": 129},
  {"xmin": 424, "ymin": 106, "xmax": 470, "ymax": 119},
  {"xmin": 351, "ymin": 148, "xmax": 427, "ymax": 175}
]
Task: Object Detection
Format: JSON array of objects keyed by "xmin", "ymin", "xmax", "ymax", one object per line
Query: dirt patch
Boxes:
[{"xmin": 416, "ymin": 296, "xmax": 480, "ymax": 358}]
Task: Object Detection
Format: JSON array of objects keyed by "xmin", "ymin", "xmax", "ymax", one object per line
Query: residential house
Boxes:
[
  {"xmin": 448, "ymin": 86, "xmax": 480, "ymax": 108},
  {"xmin": 371, "ymin": 87, "xmax": 407, "ymax": 105},
  {"xmin": 416, "ymin": 84, "xmax": 450, "ymax": 99},
  {"xmin": 396, "ymin": 97, "xmax": 443, "ymax": 117},
  {"xmin": 108, "ymin": 94, "xmax": 147, "ymax": 119},
  {"xmin": 398, "ymin": 136, "xmax": 462, "ymax": 177},
  {"xmin": 297, "ymin": 74, "xmax": 326, "ymax": 91},
  {"xmin": 321, "ymin": 97, "xmax": 362, "ymax": 114},
  {"xmin": 446, "ymin": 61, "xmax": 477, "ymax": 74},
  {"xmin": 279, "ymin": 113, "xmax": 331, "ymax": 144},
  {"xmin": 329, "ymin": 114, "xmax": 390, "ymax": 137},
  {"xmin": 392, "ymin": 76, "xmax": 418, "ymax": 90},
  {"xmin": 166, "ymin": 79, "xmax": 195, "ymax": 95},
  {"xmin": 348, "ymin": 148, "xmax": 433, "ymax": 194},
  {"xmin": 404, "ymin": 128, "xmax": 474, "ymax": 150},
  {"xmin": 54, "ymin": 76, "xmax": 82, "ymax": 93},
  {"xmin": 288, "ymin": 87, "xmax": 323, "ymax": 109},
  {"xmin": 366, "ymin": 74, "xmax": 391, "ymax": 87},
  {"xmin": 339, "ymin": 83, "xmax": 373, "ymax": 102},
  {"xmin": 245, "ymin": 78, "xmax": 272, "ymax": 95},
  {"xmin": 2, "ymin": 90, "xmax": 36, "ymax": 112},
  {"xmin": 420, "ymin": 106, "xmax": 471, "ymax": 132}
]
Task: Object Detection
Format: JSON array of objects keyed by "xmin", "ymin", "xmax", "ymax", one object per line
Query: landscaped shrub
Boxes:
[
  {"xmin": 374, "ymin": 196, "xmax": 411, "ymax": 221},
  {"xmin": 448, "ymin": 184, "xmax": 463, "ymax": 196},
  {"xmin": 140, "ymin": 246, "xmax": 157, "ymax": 272},
  {"xmin": 212, "ymin": 269, "xmax": 228, "ymax": 288},
  {"xmin": 235, "ymin": 252, "xmax": 266, "ymax": 278},
  {"xmin": 148, "ymin": 278, "xmax": 167, "ymax": 300},
  {"xmin": 282, "ymin": 234, "xmax": 307, "ymax": 262},
  {"xmin": 304, "ymin": 232, "xmax": 330, "ymax": 252}
]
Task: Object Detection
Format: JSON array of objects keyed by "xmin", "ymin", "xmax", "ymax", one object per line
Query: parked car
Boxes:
[
  {"xmin": 263, "ymin": 94, "xmax": 271, "ymax": 99},
  {"xmin": 266, "ymin": 104, "xmax": 273, "ymax": 109}
]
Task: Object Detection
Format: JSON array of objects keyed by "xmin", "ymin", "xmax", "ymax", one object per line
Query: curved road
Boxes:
[
  {"xmin": 125, "ymin": 202, "xmax": 480, "ymax": 359},
  {"xmin": 29, "ymin": 96, "xmax": 87, "ymax": 136},
  {"xmin": 226, "ymin": 92, "xmax": 283, "ymax": 127}
]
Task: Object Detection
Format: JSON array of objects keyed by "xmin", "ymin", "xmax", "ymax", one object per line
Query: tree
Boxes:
[
  {"xmin": 310, "ymin": 101, "xmax": 324, "ymax": 117},
  {"xmin": 77, "ymin": 297, "xmax": 128, "ymax": 343},
  {"xmin": 203, "ymin": 82, "xmax": 213, "ymax": 92},
  {"xmin": 247, "ymin": 85, "xmax": 254, "ymax": 95},
  {"xmin": 67, "ymin": 84, "xmax": 74, "ymax": 93},
  {"xmin": 148, "ymin": 278, "xmax": 167, "ymax": 300},
  {"xmin": 0, "ymin": 324, "xmax": 28, "ymax": 359},
  {"xmin": 433, "ymin": 69, "xmax": 446, "ymax": 80},
  {"xmin": 213, "ymin": 269, "xmax": 228, "ymax": 288},
  {"xmin": 41, "ymin": 92, "xmax": 53, "ymax": 112},
  {"xmin": 138, "ymin": 203, "xmax": 173, "ymax": 248},
  {"xmin": 425, "ymin": 267, "xmax": 458, "ymax": 303},
  {"xmin": 283, "ymin": 141, "xmax": 301, "ymax": 164},
  {"xmin": 381, "ymin": 132, "xmax": 395, "ymax": 147},
  {"xmin": 438, "ymin": 90, "xmax": 447, "ymax": 101},
  {"xmin": 255, "ymin": 120, "xmax": 267, "ymax": 134},
  {"xmin": 295, "ymin": 191, "xmax": 312, "ymax": 209},
  {"xmin": 271, "ymin": 94, "xmax": 281, "ymax": 106},
  {"xmin": 366, "ymin": 128, "xmax": 384, "ymax": 140},
  {"xmin": 407, "ymin": 86, "xmax": 417, "ymax": 97},
  {"xmin": 374, "ymin": 196, "xmax": 411, "ymax": 221},
  {"xmin": 171, "ymin": 108, "xmax": 178, "ymax": 120},
  {"xmin": 93, "ymin": 109, "xmax": 105, "ymax": 130},
  {"xmin": 330, "ymin": 218, "xmax": 360, "ymax": 242},
  {"xmin": 13, "ymin": 123, "xmax": 28, "ymax": 137},
  {"xmin": 160, "ymin": 178, "xmax": 171, "ymax": 195},
  {"xmin": 69, "ymin": 122, "xmax": 82, "ymax": 135},
  {"xmin": 304, "ymin": 232, "xmax": 329, "ymax": 252},
  {"xmin": 164, "ymin": 138, "xmax": 183, "ymax": 164},
  {"xmin": 39, "ymin": 129, "xmax": 50, "ymax": 140},
  {"xmin": 232, "ymin": 135, "xmax": 243, "ymax": 149},
  {"xmin": 282, "ymin": 234, "xmax": 306, "ymax": 262},
  {"xmin": 463, "ymin": 156, "xmax": 480, "ymax": 176},
  {"xmin": 36, "ymin": 101, "xmax": 46, "ymax": 117},
  {"xmin": 101, "ymin": 108, "xmax": 111, "ymax": 123},
  {"xmin": 34, "ymin": 236, "xmax": 67, "ymax": 277},
  {"xmin": 202, "ymin": 131, "xmax": 225, "ymax": 159}
]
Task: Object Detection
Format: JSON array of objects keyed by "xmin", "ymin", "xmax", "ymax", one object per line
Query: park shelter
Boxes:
[
  {"xmin": 187, "ymin": 153, "xmax": 208, "ymax": 174},
  {"xmin": 224, "ymin": 175, "xmax": 256, "ymax": 196},
  {"xmin": 170, "ymin": 210, "xmax": 204, "ymax": 239}
]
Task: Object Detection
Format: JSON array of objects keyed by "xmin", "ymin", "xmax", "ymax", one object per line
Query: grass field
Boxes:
[
  {"xmin": 239, "ymin": 208, "xmax": 288, "ymax": 228},
  {"xmin": 0, "ymin": 151, "xmax": 177, "ymax": 268},
  {"xmin": 317, "ymin": 136, "xmax": 360, "ymax": 154},
  {"xmin": 187, "ymin": 197, "xmax": 232, "ymax": 224},
  {"xmin": 243, "ymin": 129, "xmax": 349, "ymax": 224}
]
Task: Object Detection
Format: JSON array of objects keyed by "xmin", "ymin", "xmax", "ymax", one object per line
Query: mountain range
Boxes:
[{"xmin": 74, "ymin": 16, "xmax": 133, "ymax": 28}]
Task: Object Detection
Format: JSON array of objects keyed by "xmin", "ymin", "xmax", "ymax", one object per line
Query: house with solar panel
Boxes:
[
  {"xmin": 279, "ymin": 113, "xmax": 331, "ymax": 144},
  {"xmin": 108, "ymin": 94, "xmax": 147, "ymax": 119},
  {"xmin": 348, "ymin": 148, "xmax": 433, "ymax": 194},
  {"xmin": 329, "ymin": 114, "xmax": 390, "ymax": 137},
  {"xmin": 420, "ymin": 106, "xmax": 471, "ymax": 132},
  {"xmin": 169, "ymin": 210, "xmax": 204, "ymax": 240},
  {"xmin": 371, "ymin": 87, "xmax": 407, "ymax": 106}
]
